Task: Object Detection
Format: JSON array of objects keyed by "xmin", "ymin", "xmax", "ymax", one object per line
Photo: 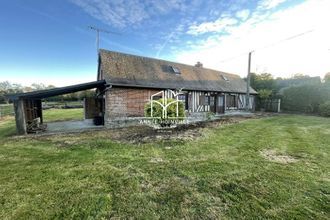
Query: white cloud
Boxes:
[
  {"xmin": 187, "ymin": 17, "xmax": 238, "ymax": 35},
  {"xmin": 235, "ymin": 9, "xmax": 250, "ymax": 20},
  {"xmin": 70, "ymin": 0, "xmax": 188, "ymax": 28},
  {"xmin": 258, "ymin": 0, "xmax": 287, "ymax": 10},
  {"xmin": 173, "ymin": 0, "xmax": 330, "ymax": 79},
  {"xmin": 70, "ymin": 0, "xmax": 148, "ymax": 28}
]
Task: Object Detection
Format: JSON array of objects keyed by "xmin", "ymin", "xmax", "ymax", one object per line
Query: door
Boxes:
[
  {"xmin": 210, "ymin": 94, "xmax": 216, "ymax": 113},
  {"xmin": 216, "ymin": 95, "xmax": 225, "ymax": 114}
]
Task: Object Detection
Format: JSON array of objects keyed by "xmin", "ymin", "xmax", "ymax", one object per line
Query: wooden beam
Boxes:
[{"xmin": 13, "ymin": 99, "xmax": 27, "ymax": 135}]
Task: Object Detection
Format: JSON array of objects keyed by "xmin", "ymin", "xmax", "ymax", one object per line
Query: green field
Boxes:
[
  {"xmin": 43, "ymin": 108, "xmax": 83, "ymax": 122},
  {"xmin": 0, "ymin": 109, "xmax": 84, "ymax": 139},
  {"xmin": 0, "ymin": 110, "xmax": 329, "ymax": 219},
  {"xmin": 0, "ymin": 103, "xmax": 83, "ymax": 118},
  {"xmin": 0, "ymin": 104, "xmax": 14, "ymax": 117}
]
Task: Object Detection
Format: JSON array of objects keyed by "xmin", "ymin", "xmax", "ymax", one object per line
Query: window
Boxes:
[
  {"xmin": 226, "ymin": 94, "xmax": 237, "ymax": 108},
  {"xmin": 171, "ymin": 66, "xmax": 181, "ymax": 74},
  {"xmin": 152, "ymin": 96, "xmax": 162, "ymax": 100},
  {"xmin": 199, "ymin": 94, "xmax": 210, "ymax": 105},
  {"xmin": 221, "ymin": 75, "xmax": 229, "ymax": 81},
  {"xmin": 178, "ymin": 94, "xmax": 187, "ymax": 110},
  {"xmin": 205, "ymin": 96, "xmax": 210, "ymax": 105},
  {"xmin": 178, "ymin": 94, "xmax": 185, "ymax": 101}
]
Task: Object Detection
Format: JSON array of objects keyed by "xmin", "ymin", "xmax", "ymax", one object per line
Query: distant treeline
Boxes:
[
  {"xmin": 0, "ymin": 82, "xmax": 95, "ymax": 104},
  {"xmin": 250, "ymin": 73, "xmax": 330, "ymax": 116}
]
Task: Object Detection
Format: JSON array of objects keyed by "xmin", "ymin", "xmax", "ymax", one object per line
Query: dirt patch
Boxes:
[
  {"xmin": 23, "ymin": 113, "xmax": 278, "ymax": 144},
  {"xmin": 107, "ymin": 117, "xmax": 242, "ymax": 144},
  {"xmin": 0, "ymin": 116, "xmax": 12, "ymax": 124},
  {"xmin": 260, "ymin": 149, "xmax": 298, "ymax": 164}
]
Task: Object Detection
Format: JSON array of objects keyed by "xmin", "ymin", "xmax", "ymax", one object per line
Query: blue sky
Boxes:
[{"xmin": 0, "ymin": 0, "xmax": 329, "ymax": 86}]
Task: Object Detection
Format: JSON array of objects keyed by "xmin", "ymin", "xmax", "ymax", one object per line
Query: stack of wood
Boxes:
[{"xmin": 27, "ymin": 117, "xmax": 47, "ymax": 134}]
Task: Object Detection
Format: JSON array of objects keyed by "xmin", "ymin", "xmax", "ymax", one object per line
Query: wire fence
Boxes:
[
  {"xmin": 0, "ymin": 101, "xmax": 84, "ymax": 119},
  {"xmin": 0, "ymin": 104, "xmax": 14, "ymax": 118}
]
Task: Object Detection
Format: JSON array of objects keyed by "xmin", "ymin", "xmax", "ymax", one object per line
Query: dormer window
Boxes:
[
  {"xmin": 221, "ymin": 75, "xmax": 229, "ymax": 81},
  {"xmin": 171, "ymin": 66, "xmax": 181, "ymax": 74}
]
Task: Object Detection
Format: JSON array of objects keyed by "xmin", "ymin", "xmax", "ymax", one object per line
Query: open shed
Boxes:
[{"xmin": 8, "ymin": 80, "xmax": 108, "ymax": 135}]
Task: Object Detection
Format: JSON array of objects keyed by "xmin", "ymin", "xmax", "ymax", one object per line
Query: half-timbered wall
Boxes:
[
  {"xmin": 225, "ymin": 94, "xmax": 255, "ymax": 110},
  {"xmin": 105, "ymin": 88, "xmax": 256, "ymax": 126},
  {"xmin": 187, "ymin": 91, "xmax": 212, "ymax": 112}
]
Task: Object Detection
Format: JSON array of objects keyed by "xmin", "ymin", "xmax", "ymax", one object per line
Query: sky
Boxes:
[{"xmin": 0, "ymin": 0, "xmax": 329, "ymax": 87}]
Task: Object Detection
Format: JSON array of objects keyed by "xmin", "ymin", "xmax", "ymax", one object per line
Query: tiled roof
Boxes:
[{"xmin": 99, "ymin": 49, "xmax": 257, "ymax": 94}]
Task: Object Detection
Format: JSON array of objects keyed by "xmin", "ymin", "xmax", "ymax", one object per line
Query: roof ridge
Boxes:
[{"xmin": 99, "ymin": 48, "xmax": 238, "ymax": 78}]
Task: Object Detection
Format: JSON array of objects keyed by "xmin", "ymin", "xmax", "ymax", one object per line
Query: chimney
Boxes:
[{"xmin": 195, "ymin": 61, "xmax": 203, "ymax": 68}]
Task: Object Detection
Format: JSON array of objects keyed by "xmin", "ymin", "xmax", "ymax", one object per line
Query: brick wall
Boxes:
[{"xmin": 105, "ymin": 87, "xmax": 160, "ymax": 121}]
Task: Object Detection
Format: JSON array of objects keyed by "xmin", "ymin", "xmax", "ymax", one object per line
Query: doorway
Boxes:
[
  {"xmin": 216, "ymin": 95, "xmax": 225, "ymax": 114},
  {"xmin": 210, "ymin": 94, "xmax": 216, "ymax": 113}
]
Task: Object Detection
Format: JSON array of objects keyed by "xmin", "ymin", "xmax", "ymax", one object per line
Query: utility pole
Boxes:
[
  {"xmin": 88, "ymin": 26, "xmax": 119, "ymax": 55},
  {"xmin": 245, "ymin": 51, "xmax": 253, "ymax": 111}
]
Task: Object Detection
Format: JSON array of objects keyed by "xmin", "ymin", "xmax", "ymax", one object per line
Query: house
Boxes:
[
  {"xmin": 97, "ymin": 49, "xmax": 257, "ymax": 127},
  {"xmin": 9, "ymin": 49, "xmax": 257, "ymax": 134}
]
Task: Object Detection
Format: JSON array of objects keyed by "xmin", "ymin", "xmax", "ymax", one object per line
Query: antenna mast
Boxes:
[{"xmin": 88, "ymin": 26, "xmax": 119, "ymax": 55}]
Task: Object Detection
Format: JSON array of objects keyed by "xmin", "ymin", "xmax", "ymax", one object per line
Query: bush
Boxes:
[
  {"xmin": 320, "ymin": 101, "xmax": 330, "ymax": 117},
  {"xmin": 144, "ymin": 98, "xmax": 185, "ymax": 118},
  {"xmin": 206, "ymin": 112, "xmax": 215, "ymax": 120},
  {"xmin": 281, "ymin": 85, "xmax": 327, "ymax": 113}
]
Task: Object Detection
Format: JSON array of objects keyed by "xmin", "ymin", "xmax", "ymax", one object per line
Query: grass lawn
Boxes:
[
  {"xmin": 43, "ymin": 108, "xmax": 84, "ymax": 122},
  {"xmin": 0, "ymin": 112, "xmax": 329, "ymax": 219},
  {"xmin": 0, "ymin": 108, "xmax": 84, "ymax": 139},
  {"xmin": 0, "ymin": 104, "xmax": 14, "ymax": 117}
]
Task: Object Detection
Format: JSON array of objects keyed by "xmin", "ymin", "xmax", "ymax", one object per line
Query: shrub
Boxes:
[
  {"xmin": 206, "ymin": 112, "xmax": 215, "ymax": 120},
  {"xmin": 258, "ymin": 89, "xmax": 272, "ymax": 100},
  {"xmin": 281, "ymin": 85, "xmax": 324, "ymax": 113},
  {"xmin": 320, "ymin": 101, "xmax": 330, "ymax": 117},
  {"xmin": 144, "ymin": 98, "xmax": 185, "ymax": 118}
]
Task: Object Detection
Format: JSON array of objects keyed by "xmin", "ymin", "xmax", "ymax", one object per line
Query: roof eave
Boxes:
[
  {"xmin": 7, "ymin": 80, "xmax": 107, "ymax": 101},
  {"xmin": 109, "ymin": 82, "xmax": 258, "ymax": 94}
]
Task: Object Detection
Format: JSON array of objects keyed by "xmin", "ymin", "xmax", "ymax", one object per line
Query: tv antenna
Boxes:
[{"xmin": 88, "ymin": 26, "xmax": 120, "ymax": 53}]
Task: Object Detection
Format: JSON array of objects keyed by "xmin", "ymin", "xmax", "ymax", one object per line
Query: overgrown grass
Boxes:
[
  {"xmin": 43, "ymin": 108, "xmax": 83, "ymax": 122},
  {"xmin": 0, "ymin": 114, "xmax": 329, "ymax": 219}
]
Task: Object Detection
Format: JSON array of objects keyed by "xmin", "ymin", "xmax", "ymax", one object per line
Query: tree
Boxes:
[
  {"xmin": 31, "ymin": 83, "xmax": 46, "ymax": 91},
  {"xmin": 281, "ymin": 84, "xmax": 328, "ymax": 113},
  {"xmin": 293, "ymin": 73, "xmax": 310, "ymax": 79},
  {"xmin": 324, "ymin": 72, "xmax": 330, "ymax": 83},
  {"xmin": 258, "ymin": 89, "xmax": 272, "ymax": 100},
  {"xmin": 258, "ymin": 89, "xmax": 272, "ymax": 110},
  {"xmin": 0, "ymin": 81, "xmax": 23, "ymax": 104},
  {"xmin": 250, "ymin": 73, "xmax": 276, "ymax": 93}
]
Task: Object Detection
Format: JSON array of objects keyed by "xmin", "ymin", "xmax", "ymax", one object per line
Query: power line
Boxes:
[
  {"xmin": 242, "ymin": 29, "xmax": 314, "ymax": 110},
  {"xmin": 219, "ymin": 29, "xmax": 314, "ymax": 63},
  {"xmin": 219, "ymin": 51, "xmax": 249, "ymax": 63},
  {"xmin": 255, "ymin": 29, "xmax": 314, "ymax": 52}
]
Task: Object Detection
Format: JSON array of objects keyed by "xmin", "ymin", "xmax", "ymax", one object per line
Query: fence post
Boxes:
[{"xmin": 277, "ymin": 99, "xmax": 281, "ymax": 113}]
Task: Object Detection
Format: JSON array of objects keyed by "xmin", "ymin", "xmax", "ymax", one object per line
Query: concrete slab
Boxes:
[
  {"xmin": 46, "ymin": 119, "xmax": 103, "ymax": 133},
  {"xmin": 222, "ymin": 111, "xmax": 255, "ymax": 116}
]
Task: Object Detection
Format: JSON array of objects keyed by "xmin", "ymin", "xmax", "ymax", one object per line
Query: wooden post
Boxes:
[
  {"xmin": 13, "ymin": 99, "xmax": 27, "ymax": 135},
  {"xmin": 277, "ymin": 99, "xmax": 281, "ymax": 113},
  {"xmin": 224, "ymin": 94, "xmax": 227, "ymax": 113}
]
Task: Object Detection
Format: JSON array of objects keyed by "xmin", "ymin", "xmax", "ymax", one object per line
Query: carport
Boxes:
[{"xmin": 8, "ymin": 80, "xmax": 108, "ymax": 135}]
